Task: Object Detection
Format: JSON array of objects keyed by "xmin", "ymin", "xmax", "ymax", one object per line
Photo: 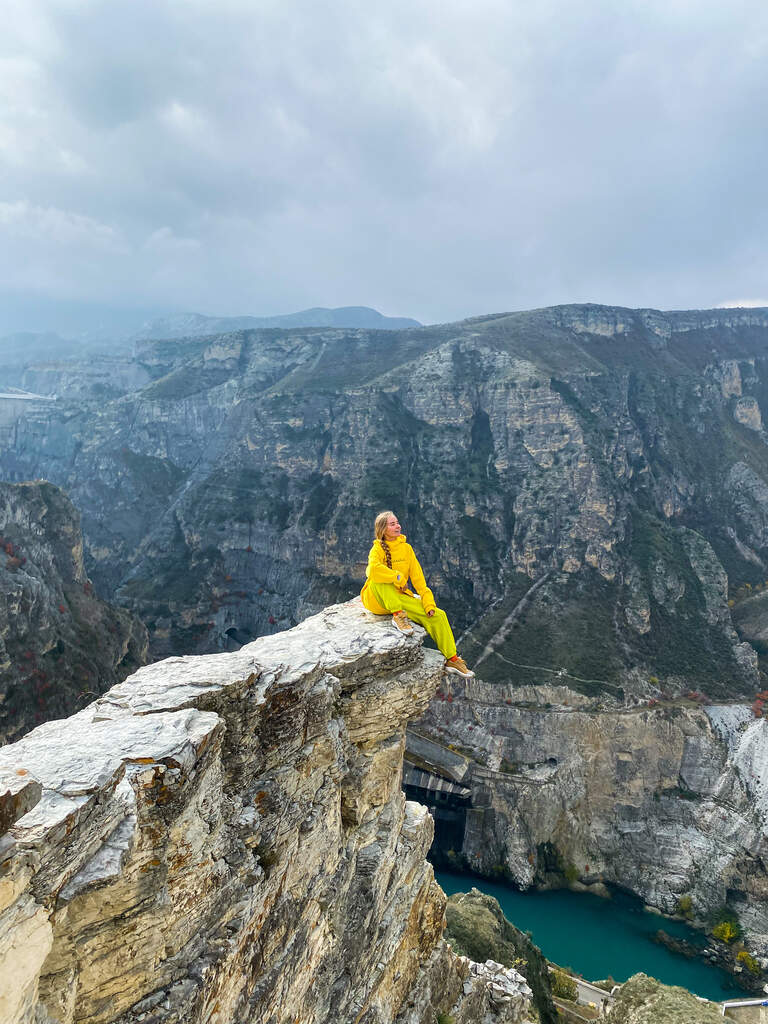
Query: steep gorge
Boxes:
[
  {"xmin": 7, "ymin": 303, "xmax": 768, "ymax": 996},
  {"xmin": 3, "ymin": 304, "xmax": 768, "ymax": 703},
  {"xmin": 409, "ymin": 678, "xmax": 768, "ymax": 957}
]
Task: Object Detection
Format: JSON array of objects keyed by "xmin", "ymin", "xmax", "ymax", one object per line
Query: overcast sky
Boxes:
[{"xmin": 2, "ymin": 0, "xmax": 768, "ymax": 328}]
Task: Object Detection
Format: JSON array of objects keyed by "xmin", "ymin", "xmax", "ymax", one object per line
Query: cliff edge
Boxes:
[{"xmin": 0, "ymin": 600, "xmax": 531, "ymax": 1024}]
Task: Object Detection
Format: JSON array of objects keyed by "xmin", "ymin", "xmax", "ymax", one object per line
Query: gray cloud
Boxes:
[{"xmin": 2, "ymin": 0, "xmax": 768, "ymax": 326}]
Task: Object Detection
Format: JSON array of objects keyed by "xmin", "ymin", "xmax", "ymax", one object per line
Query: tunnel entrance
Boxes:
[{"xmin": 402, "ymin": 762, "xmax": 471, "ymax": 857}]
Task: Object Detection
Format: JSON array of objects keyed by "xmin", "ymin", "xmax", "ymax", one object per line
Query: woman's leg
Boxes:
[
  {"xmin": 411, "ymin": 604, "xmax": 457, "ymax": 660},
  {"xmin": 367, "ymin": 582, "xmax": 457, "ymax": 658}
]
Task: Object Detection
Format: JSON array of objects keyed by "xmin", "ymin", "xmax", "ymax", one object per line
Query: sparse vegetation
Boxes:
[
  {"xmin": 736, "ymin": 950, "xmax": 761, "ymax": 975},
  {"xmin": 710, "ymin": 907, "xmax": 741, "ymax": 944},
  {"xmin": 676, "ymin": 894, "xmax": 693, "ymax": 919},
  {"xmin": 550, "ymin": 969, "xmax": 578, "ymax": 1001}
]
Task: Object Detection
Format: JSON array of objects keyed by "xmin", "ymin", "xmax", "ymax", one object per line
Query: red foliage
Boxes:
[
  {"xmin": 58, "ymin": 604, "xmax": 66, "ymax": 614},
  {"xmin": 4, "ymin": 541, "xmax": 14, "ymax": 556},
  {"xmin": 446, "ymin": 694, "xmax": 453, "ymax": 704},
  {"xmin": 246, "ymin": 545, "xmax": 253, "ymax": 553},
  {"xmin": 268, "ymin": 615, "xmax": 276, "ymax": 625},
  {"xmin": 225, "ymin": 575, "xmax": 233, "ymax": 582}
]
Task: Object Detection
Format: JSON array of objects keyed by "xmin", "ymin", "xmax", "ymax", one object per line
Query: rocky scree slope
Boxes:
[
  {"xmin": 412, "ymin": 678, "xmax": 768, "ymax": 957},
  {"xmin": 4, "ymin": 305, "xmax": 768, "ymax": 697},
  {"xmin": 0, "ymin": 481, "xmax": 147, "ymax": 745},
  {"xmin": 0, "ymin": 601, "xmax": 533, "ymax": 1024}
]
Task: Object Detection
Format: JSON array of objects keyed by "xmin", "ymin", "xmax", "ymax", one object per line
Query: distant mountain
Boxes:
[
  {"xmin": 0, "ymin": 306, "xmax": 422, "ymax": 369},
  {"xmin": 133, "ymin": 306, "xmax": 422, "ymax": 340}
]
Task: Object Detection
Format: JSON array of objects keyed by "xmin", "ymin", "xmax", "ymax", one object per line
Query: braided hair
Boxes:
[{"xmin": 374, "ymin": 509, "xmax": 395, "ymax": 568}]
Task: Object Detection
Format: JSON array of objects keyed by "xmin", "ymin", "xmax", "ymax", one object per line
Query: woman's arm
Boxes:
[
  {"xmin": 366, "ymin": 543, "xmax": 405, "ymax": 587},
  {"xmin": 408, "ymin": 549, "xmax": 436, "ymax": 613}
]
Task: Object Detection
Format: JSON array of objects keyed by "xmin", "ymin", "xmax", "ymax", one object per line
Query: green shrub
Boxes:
[
  {"xmin": 737, "ymin": 950, "xmax": 761, "ymax": 975},
  {"xmin": 564, "ymin": 863, "xmax": 579, "ymax": 884},
  {"xmin": 713, "ymin": 920, "xmax": 738, "ymax": 943},
  {"xmin": 436, "ymin": 1013, "xmax": 454, "ymax": 1024},
  {"xmin": 551, "ymin": 970, "xmax": 578, "ymax": 1001},
  {"xmin": 711, "ymin": 907, "xmax": 741, "ymax": 944},
  {"xmin": 676, "ymin": 894, "xmax": 693, "ymax": 918}
]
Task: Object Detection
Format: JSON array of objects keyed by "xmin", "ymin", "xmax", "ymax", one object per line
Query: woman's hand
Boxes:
[{"xmin": 427, "ymin": 609, "xmax": 435, "ymax": 617}]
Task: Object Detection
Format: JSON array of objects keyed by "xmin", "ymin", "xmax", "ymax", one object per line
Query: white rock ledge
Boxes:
[{"xmin": 0, "ymin": 599, "xmax": 531, "ymax": 1024}]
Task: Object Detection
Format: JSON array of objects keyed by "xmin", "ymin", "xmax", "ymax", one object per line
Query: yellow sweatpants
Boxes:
[{"xmin": 366, "ymin": 581, "xmax": 457, "ymax": 659}]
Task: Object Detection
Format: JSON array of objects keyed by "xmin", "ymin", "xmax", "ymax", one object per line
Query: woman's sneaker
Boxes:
[
  {"xmin": 392, "ymin": 610, "xmax": 414, "ymax": 635},
  {"xmin": 445, "ymin": 655, "xmax": 475, "ymax": 678}
]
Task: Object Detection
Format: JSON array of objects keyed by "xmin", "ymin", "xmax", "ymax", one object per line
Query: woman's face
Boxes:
[{"xmin": 384, "ymin": 515, "xmax": 401, "ymax": 540}]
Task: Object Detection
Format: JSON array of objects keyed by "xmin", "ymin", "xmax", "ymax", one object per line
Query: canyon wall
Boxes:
[
  {"xmin": 411, "ymin": 679, "xmax": 768, "ymax": 952},
  {"xmin": 0, "ymin": 481, "xmax": 147, "ymax": 744},
  {"xmin": 0, "ymin": 603, "xmax": 532, "ymax": 1024}
]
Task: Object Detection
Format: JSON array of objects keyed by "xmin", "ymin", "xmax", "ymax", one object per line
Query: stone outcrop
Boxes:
[
  {"xmin": 4, "ymin": 304, "xmax": 768, "ymax": 698},
  {"xmin": 0, "ymin": 602, "xmax": 532, "ymax": 1024},
  {"xmin": 443, "ymin": 888, "xmax": 557, "ymax": 1024},
  {"xmin": 605, "ymin": 972, "xmax": 724, "ymax": 1023},
  {"xmin": 412, "ymin": 679, "xmax": 768, "ymax": 955},
  {"xmin": 0, "ymin": 481, "xmax": 147, "ymax": 745}
]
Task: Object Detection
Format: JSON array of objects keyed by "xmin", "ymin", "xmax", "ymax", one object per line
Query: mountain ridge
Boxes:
[{"xmin": 4, "ymin": 302, "xmax": 768, "ymax": 701}]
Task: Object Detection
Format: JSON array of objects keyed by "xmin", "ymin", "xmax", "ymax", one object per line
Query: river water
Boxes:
[{"xmin": 437, "ymin": 870, "xmax": 741, "ymax": 1002}]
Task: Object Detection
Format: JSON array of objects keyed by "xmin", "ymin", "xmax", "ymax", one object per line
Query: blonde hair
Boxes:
[{"xmin": 374, "ymin": 510, "xmax": 396, "ymax": 568}]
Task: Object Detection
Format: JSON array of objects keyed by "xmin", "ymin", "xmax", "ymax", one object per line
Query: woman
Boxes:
[{"xmin": 361, "ymin": 510, "xmax": 475, "ymax": 678}]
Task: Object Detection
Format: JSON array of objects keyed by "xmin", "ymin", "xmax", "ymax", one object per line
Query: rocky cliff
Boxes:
[
  {"xmin": 2, "ymin": 303, "xmax": 768, "ymax": 700},
  {"xmin": 410, "ymin": 677, "xmax": 768, "ymax": 955},
  {"xmin": 0, "ymin": 603, "xmax": 532, "ymax": 1024},
  {"xmin": 0, "ymin": 481, "xmax": 147, "ymax": 745}
]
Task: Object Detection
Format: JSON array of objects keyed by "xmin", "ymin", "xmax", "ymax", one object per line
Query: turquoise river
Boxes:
[{"xmin": 437, "ymin": 870, "xmax": 743, "ymax": 1002}]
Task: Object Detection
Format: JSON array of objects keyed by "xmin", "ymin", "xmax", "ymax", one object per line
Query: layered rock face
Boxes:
[
  {"xmin": 0, "ymin": 481, "xmax": 147, "ymax": 744},
  {"xmin": 0, "ymin": 603, "xmax": 532, "ymax": 1024},
  {"xmin": 3, "ymin": 304, "xmax": 768, "ymax": 698},
  {"xmin": 412, "ymin": 679, "xmax": 768, "ymax": 952}
]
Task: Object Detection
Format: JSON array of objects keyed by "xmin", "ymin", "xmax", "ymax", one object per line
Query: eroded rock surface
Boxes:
[
  {"xmin": 0, "ymin": 601, "xmax": 532, "ymax": 1024},
  {"xmin": 0, "ymin": 481, "xmax": 147, "ymax": 745}
]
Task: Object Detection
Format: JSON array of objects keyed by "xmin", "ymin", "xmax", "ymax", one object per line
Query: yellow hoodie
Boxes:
[{"xmin": 360, "ymin": 534, "xmax": 436, "ymax": 615}]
